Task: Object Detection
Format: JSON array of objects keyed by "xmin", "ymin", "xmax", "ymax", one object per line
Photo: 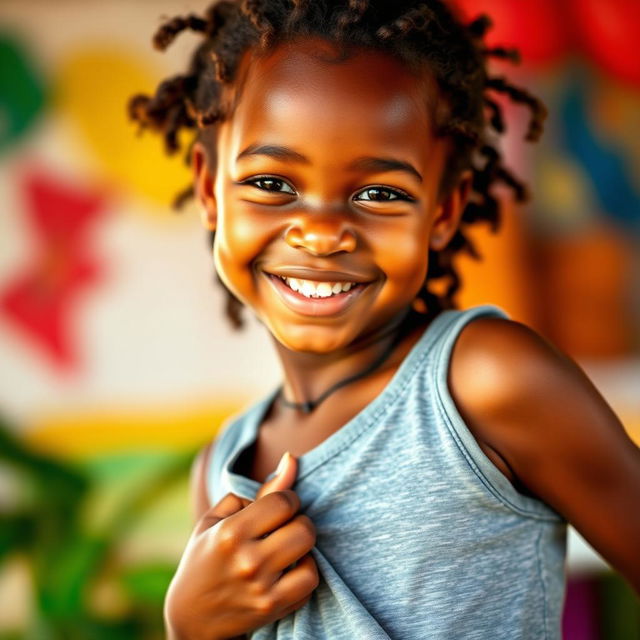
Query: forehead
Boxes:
[{"xmin": 220, "ymin": 38, "xmax": 442, "ymax": 159}]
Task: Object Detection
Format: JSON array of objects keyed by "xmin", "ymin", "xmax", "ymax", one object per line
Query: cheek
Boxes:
[
  {"xmin": 213, "ymin": 199, "xmax": 282, "ymax": 303},
  {"xmin": 371, "ymin": 219, "xmax": 431, "ymax": 292}
]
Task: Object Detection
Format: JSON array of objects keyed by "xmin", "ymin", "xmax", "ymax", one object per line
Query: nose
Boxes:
[{"xmin": 284, "ymin": 214, "xmax": 357, "ymax": 256}]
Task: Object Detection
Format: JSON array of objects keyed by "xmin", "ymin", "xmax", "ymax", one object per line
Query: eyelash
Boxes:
[{"xmin": 239, "ymin": 175, "xmax": 415, "ymax": 202}]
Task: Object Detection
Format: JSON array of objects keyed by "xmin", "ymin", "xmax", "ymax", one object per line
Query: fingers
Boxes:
[
  {"xmin": 244, "ymin": 490, "xmax": 301, "ymax": 539},
  {"xmin": 270, "ymin": 553, "xmax": 319, "ymax": 610},
  {"xmin": 193, "ymin": 492, "xmax": 252, "ymax": 535},
  {"xmin": 260, "ymin": 513, "xmax": 316, "ymax": 574}
]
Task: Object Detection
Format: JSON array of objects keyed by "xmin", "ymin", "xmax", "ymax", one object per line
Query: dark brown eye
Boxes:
[
  {"xmin": 249, "ymin": 177, "xmax": 296, "ymax": 194},
  {"xmin": 367, "ymin": 188, "xmax": 393, "ymax": 201},
  {"xmin": 355, "ymin": 186, "xmax": 412, "ymax": 202}
]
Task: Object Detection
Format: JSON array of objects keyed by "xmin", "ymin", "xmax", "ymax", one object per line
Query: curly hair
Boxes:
[{"xmin": 128, "ymin": 0, "xmax": 546, "ymax": 330}]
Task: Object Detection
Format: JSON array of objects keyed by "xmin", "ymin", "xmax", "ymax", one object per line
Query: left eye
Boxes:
[
  {"xmin": 354, "ymin": 187, "xmax": 412, "ymax": 202},
  {"xmin": 246, "ymin": 177, "xmax": 296, "ymax": 194}
]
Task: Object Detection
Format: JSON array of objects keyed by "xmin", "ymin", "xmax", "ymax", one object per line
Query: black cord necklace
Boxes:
[{"xmin": 277, "ymin": 323, "xmax": 406, "ymax": 414}]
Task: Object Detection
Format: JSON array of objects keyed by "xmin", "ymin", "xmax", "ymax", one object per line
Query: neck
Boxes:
[{"xmin": 270, "ymin": 306, "xmax": 420, "ymax": 408}]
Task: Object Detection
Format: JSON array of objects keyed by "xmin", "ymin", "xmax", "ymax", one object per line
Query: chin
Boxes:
[{"xmin": 269, "ymin": 321, "xmax": 356, "ymax": 354}]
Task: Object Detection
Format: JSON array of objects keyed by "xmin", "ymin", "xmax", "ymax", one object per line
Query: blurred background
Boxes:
[{"xmin": 0, "ymin": 0, "xmax": 638, "ymax": 638}]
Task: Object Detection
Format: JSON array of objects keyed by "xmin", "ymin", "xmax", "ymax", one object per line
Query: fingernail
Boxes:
[{"xmin": 276, "ymin": 451, "xmax": 290, "ymax": 476}]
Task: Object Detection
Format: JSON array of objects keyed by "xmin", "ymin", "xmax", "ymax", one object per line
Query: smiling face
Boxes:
[{"xmin": 193, "ymin": 38, "xmax": 469, "ymax": 354}]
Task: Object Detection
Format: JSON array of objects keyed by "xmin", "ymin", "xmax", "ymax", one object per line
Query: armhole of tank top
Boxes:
[{"xmin": 433, "ymin": 304, "xmax": 563, "ymax": 522}]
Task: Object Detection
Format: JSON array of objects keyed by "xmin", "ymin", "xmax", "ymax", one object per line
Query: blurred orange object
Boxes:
[{"xmin": 529, "ymin": 221, "xmax": 635, "ymax": 359}]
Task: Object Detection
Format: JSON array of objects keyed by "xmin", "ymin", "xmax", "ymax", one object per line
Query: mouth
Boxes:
[{"xmin": 263, "ymin": 272, "xmax": 372, "ymax": 317}]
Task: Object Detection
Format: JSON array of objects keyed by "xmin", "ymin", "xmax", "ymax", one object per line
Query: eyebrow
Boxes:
[
  {"xmin": 350, "ymin": 156, "xmax": 423, "ymax": 183},
  {"xmin": 236, "ymin": 143, "xmax": 423, "ymax": 183},
  {"xmin": 236, "ymin": 144, "xmax": 309, "ymax": 164}
]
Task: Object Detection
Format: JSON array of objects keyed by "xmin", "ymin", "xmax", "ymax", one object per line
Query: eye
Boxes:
[
  {"xmin": 243, "ymin": 176, "xmax": 296, "ymax": 195},
  {"xmin": 354, "ymin": 186, "xmax": 414, "ymax": 202}
]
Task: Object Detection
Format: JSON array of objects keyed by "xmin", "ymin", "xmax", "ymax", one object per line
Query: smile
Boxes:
[
  {"xmin": 263, "ymin": 272, "xmax": 370, "ymax": 317},
  {"xmin": 279, "ymin": 276, "xmax": 355, "ymax": 298}
]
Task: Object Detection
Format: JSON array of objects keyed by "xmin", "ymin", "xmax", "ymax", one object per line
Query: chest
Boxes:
[
  {"xmin": 233, "ymin": 381, "xmax": 515, "ymax": 489},
  {"xmin": 234, "ymin": 368, "xmax": 399, "ymax": 483}
]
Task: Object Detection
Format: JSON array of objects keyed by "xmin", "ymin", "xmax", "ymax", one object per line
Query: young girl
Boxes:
[{"xmin": 128, "ymin": 1, "xmax": 640, "ymax": 638}]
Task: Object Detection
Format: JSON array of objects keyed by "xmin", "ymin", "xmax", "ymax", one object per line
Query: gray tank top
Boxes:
[{"xmin": 206, "ymin": 304, "xmax": 567, "ymax": 639}]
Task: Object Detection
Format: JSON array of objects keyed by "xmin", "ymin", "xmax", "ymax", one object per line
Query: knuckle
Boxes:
[
  {"xmin": 234, "ymin": 550, "xmax": 260, "ymax": 579},
  {"xmin": 248, "ymin": 578, "xmax": 269, "ymax": 597},
  {"xmin": 254, "ymin": 595, "xmax": 277, "ymax": 616},
  {"xmin": 272, "ymin": 490, "xmax": 297, "ymax": 512},
  {"xmin": 215, "ymin": 520, "xmax": 240, "ymax": 550}
]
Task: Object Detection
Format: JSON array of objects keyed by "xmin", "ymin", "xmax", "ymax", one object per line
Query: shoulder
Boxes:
[
  {"xmin": 449, "ymin": 314, "xmax": 586, "ymax": 418},
  {"xmin": 446, "ymin": 314, "xmax": 595, "ymax": 492},
  {"xmin": 447, "ymin": 313, "xmax": 637, "ymax": 501},
  {"xmin": 446, "ymin": 314, "xmax": 571, "ymax": 491}
]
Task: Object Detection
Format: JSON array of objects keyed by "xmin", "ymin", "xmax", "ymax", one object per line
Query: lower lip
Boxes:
[{"xmin": 264, "ymin": 273, "xmax": 369, "ymax": 317}]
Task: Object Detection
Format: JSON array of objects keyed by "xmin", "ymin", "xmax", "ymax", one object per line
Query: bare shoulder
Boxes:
[
  {"xmin": 447, "ymin": 313, "xmax": 630, "ymax": 462},
  {"xmin": 448, "ymin": 315, "xmax": 581, "ymax": 412},
  {"xmin": 445, "ymin": 315, "xmax": 572, "ymax": 491}
]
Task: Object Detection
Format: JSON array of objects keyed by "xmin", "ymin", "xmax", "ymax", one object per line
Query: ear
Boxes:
[
  {"xmin": 429, "ymin": 169, "xmax": 473, "ymax": 251},
  {"xmin": 192, "ymin": 140, "xmax": 217, "ymax": 231}
]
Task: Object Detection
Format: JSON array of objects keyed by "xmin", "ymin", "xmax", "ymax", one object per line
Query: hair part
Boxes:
[{"xmin": 128, "ymin": 0, "xmax": 547, "ymax": 329}]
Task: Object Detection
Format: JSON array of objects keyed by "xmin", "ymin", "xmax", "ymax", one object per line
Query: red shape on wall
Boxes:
[
  {"xmin": 1, "ymin": 167, "xmax": 108, "ymax": 370},
  {"xmin": 452, "ymin": 0, "xmax": 570, "ymax": 68},
  {"xmin": 568, "ymin": 0, "xmax": 640, "ymax": 88}
]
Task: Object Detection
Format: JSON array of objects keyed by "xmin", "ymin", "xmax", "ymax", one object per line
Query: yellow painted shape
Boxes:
[
  {"xmin": 25, "ymin": 399, "xmax": 248, "ymax": 460},
  {"xmin": 53, "ymin": 44, "xmax": 194, "ymax": 213}
]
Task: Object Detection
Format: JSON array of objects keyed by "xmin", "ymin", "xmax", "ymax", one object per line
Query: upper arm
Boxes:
[
  {"xmin": 189, "ymin": 439, "xmax": 216, "ymax": 525},
  {"xmin": 449, "ymin": 316, "xmax": 640, "ymax": 593}
]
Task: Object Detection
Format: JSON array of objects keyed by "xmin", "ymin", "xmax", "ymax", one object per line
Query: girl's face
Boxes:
[{"xmin": 195, "ymin": 38, "xmax": 469, "ymax": 354}]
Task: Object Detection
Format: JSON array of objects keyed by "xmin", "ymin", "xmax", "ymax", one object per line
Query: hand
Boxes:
[{"xmin": 164, "ymin": 452, "xmax": 319, "ymax": 640}]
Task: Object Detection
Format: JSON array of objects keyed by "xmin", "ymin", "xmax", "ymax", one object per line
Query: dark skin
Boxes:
[{"xmin": 164, "ymin": 38, "xmax": 640, "ymax": 640}]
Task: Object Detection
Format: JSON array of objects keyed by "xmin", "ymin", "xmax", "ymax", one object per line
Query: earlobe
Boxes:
[
  {"xmin": 192, "ymin": 140, "xmax": 217, "ymax": 232},
  {"xmin": 429, "ymin": 169, "xmax": 473, "ymax": 251}
]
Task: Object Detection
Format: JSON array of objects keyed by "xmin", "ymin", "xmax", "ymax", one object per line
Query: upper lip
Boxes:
[{"xmin": 263, "ymin": 266, "xmax": 374, "ymax": 283}]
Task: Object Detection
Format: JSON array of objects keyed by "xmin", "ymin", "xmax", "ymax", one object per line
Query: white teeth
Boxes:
[
  {"xmin": 316, "ymin": 283, "xmax": 333, "ymax": 297},
  {"xmin": 279, "ymin": 276, "xmax": 358, "ymax": 298},
  {"xmin": 301, "ymin": 281, "xmax": 315, "ymax": 297}
]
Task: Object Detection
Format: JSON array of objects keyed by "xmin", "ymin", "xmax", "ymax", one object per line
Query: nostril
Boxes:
[
  {"xmin": 284, "ymin": 224, "xmax": 357, "ymax": 255},
  {"xmin": 284, "ymin": 225, "xmax": 304, "ymax": 247},
  {"xmin": 338, "ymin": 229, "xmax": 357, "ymax": 253}
]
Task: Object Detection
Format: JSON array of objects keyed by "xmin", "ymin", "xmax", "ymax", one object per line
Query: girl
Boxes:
[{"xmin": 128, "ymin": 1, "xmax": 640, "ymax": 638}]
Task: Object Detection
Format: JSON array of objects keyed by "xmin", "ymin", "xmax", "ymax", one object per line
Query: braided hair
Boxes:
[{"xmin": 128, "ymin": 0, "xmax": 546, "ymax": 330}]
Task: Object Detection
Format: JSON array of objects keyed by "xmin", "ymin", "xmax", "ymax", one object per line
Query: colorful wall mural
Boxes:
[{"xmin": 1, "ymin": 1, "xmax": 638, "ymax": 638}]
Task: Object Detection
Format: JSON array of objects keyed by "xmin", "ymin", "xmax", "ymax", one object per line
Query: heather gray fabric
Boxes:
[{"xmin": 206, "ymin": 304, "xmax": 567, "ymax": 639}]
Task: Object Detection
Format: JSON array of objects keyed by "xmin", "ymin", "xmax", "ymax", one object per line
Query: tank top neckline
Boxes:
[{"xmin": 223, "ymin": 306, "xmax": 475, "ymax": 497}]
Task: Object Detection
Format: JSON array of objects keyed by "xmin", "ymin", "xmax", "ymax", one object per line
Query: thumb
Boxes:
[{"xmin": 256, "ymin": 451, "xmax": 298, "ymax": 500}]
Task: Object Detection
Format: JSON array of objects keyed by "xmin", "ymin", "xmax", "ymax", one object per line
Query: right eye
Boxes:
[{"xmin": 242, "ymin": 176, "xmax": 296, "ymax": 195}]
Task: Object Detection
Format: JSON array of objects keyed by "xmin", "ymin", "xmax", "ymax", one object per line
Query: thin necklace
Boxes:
[{"xmin": 277, "ymin": 323, "xmax": 406, "ymax": 414}]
